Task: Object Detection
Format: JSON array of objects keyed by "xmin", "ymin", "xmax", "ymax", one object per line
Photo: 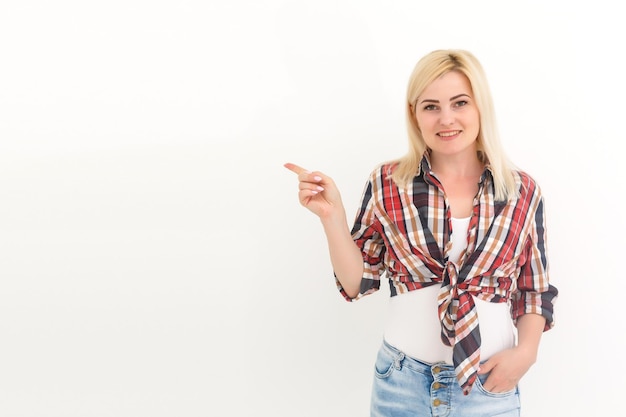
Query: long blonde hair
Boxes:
[{"xmin": 392, "ymin": 49, "xmax": 517, "ymax": 201}]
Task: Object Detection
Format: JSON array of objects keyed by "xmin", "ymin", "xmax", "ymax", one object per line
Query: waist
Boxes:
[{"xmin": 383, "ymin": 285, "xmax": 515, "ymax": 363}]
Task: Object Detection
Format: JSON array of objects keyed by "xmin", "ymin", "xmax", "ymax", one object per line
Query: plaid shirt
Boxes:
[{"xmin": 337, "ymin": 155, "xmax": 558, "ymax": 395}]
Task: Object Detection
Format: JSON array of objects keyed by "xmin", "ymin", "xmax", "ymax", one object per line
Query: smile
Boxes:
[{"xmin": 437, "ymin": 130, "xmax": 461, "ymax": 137}]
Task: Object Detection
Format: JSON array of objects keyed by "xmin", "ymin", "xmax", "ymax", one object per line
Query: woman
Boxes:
[{"xmin": 285, "ymin": 49, "xmax": 557, "ymax": 416}]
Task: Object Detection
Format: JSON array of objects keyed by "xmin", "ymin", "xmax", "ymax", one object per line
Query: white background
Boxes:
[{"xmin": 0, "ymin": 1, "xmax": 623, "ymax": 416}]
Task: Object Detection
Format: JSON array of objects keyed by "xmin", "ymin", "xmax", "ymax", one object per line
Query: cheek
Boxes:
[
  {"xmin": 468, "ymin": 110, "xmax": 480, "ymax": 126},
  {"xmin": 415, "ymin": 115, "xmax": 432, "ymax": 131},
  {"xmin": 412, "ymin": 117, "xmax": 422, "ymax": 132}
]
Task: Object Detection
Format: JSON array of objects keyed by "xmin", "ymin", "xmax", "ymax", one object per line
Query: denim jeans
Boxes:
[{"xmin": 371, "ymin": 340, "xmax": 521, "ymax": 417}]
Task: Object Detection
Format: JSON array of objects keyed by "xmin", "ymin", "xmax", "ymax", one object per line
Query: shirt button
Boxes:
[
  {"xmin": 433, "ymin": 399, "xmax": 441, "ymax": 407},
  {"xmin": 433, "ymin": 382, "xmax": 441, "ymax": 389}
]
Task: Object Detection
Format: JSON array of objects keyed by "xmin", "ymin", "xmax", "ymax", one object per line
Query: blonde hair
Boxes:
[{"xmin": 392, "ymin": 49, "xmax": 517, "ymax": 201}]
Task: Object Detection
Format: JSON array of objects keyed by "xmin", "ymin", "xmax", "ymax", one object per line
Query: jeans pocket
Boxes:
[
  {"xmin": 474, "ymin": 372, "xmax": 518, "ymax": 397},
  {"xmin": 373, "ymin": 348, "xmax": 396, "ymax": 379}
]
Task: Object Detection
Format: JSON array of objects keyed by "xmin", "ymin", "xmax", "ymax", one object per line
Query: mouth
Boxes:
[{"xmin": 437, "ymin": 130, "xmax": 461, "ymax": 138}]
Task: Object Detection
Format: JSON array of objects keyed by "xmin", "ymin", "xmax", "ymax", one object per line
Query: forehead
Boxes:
[{"xmin": 421, "ymin": 71, "xmax": 472, "ymax": 99}]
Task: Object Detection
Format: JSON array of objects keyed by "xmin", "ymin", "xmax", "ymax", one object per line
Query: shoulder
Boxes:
[
  {"xmin": 368, "ymin": 161, "xmax": 400, "ymax": 182},
  {"xmin": 512, "ymin": 170, "xmax": 543, "ymax": 199}
]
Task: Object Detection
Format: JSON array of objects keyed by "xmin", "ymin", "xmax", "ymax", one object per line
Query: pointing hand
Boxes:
[{"xmin": 284, "ymin": 162, "xmax": 344, "ymax": 219}]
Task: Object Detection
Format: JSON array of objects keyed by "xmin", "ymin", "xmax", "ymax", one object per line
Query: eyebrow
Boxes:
[{"xmin": 419, "ymin": 93, "xmax": 471, "ymax": 104}]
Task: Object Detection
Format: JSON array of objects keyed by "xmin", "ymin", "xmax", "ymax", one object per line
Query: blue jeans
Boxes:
[{"xmin": 371, "ymin": 340, "xmax": 521, "ymax": 417}]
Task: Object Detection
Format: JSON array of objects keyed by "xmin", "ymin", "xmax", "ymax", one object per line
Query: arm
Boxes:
[
  {"xmin": 320, "ymin": 213, "xmax": 363, "ymax": 298},
  {"xmin": 478, "ymin": 183, "xmax": 557, "ymax": 392},
  {"xmin": 284, "ymin": 163, "xmax": 364, "ymax": 298},
  {"xmin": 515, "ymin": 312, "xmax": 546, "ymax": 363},
  {"xmin": 478, "ymin": 313, "xmax": 546, "ymax": 392}
]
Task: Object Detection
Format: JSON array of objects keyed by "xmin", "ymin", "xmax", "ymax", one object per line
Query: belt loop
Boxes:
[{"xmin": 393, "ymin": 352, "xmax": 405, "ymax": 370}]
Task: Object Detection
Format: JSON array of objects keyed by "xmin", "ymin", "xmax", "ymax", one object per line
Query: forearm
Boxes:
[
  {"xmin": 478, "ymin": 312, "xmax": 548, "ymax": 391},
  {"xmin": 321, "ymin": 214, "xmax": 364, "ymax": 298},
  {"xmin": 515, "ymin": 312, "xmax": 547, "ymax": 362}
]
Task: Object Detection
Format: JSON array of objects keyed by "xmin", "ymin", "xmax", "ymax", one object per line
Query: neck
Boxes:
[{"xmin": 430, "ymin": 151, "xmax": 483, "ymax": 179}]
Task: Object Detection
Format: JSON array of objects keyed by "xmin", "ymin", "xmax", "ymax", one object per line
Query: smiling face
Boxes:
[{"xmin": 413, "ymin": 70, "xmax": 480, "ymax": 160}]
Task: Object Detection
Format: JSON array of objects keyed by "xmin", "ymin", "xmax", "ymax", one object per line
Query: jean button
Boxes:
[
  {"xmin": 433, "ymin": 399, "xmax": 441, "ymax": 407},
  {"xmin": 433, "ymin": 382, "xmax": 441, "ymax": 390},
  {"xmin": 432, "ymin": 366, "xmax": 441, "ymax": 374}
]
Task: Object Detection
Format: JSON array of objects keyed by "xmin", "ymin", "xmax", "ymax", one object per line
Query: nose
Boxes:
[{"xmin": 439, "ymin": 108, "xmax": 455, "ymax": 126}]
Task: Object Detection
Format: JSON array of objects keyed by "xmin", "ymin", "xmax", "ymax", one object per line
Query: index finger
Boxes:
[{"xmin": 283, "ymin": 162, "xmax": 309, "ymax": 175}]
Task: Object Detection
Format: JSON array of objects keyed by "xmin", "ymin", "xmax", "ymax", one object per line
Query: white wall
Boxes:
[{"xmin": 0, "ymin": 1, "xmax": 622, "ymax": 415}]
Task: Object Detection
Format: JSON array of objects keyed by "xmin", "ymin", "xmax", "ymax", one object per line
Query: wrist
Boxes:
[
  {"xmin": 320, "ymin": 211, "xmax": 348, "ymax": 229},
  {"xmin": 514, "ymin": 343, "xmax": 538, "ymax": 364}
]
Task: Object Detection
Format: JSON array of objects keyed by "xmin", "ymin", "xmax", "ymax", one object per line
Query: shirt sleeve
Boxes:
[
  {"xmin": 336, "ymin": 170, "xmax": 387, "ymax": 302},
  {"xmin": 510, "ymin": 191, "xmax": 558, "ymax": 331}
]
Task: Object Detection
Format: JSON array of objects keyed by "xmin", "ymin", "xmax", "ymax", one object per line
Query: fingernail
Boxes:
[
  {"xmin": 313, "ymin": 176, "xmax": 322, "ymax": 181},
  {"xmin": 316, "ymin": 186, "xmax": 324, "ymax": 191},
  {"xmin": 311, "ymin": 190, "xmax": 318, "ymax": 194}
]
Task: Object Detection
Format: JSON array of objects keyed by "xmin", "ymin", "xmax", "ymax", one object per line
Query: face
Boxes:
[{"xmin": 413, "ymin": 71, "xmax": 480, "ymax": 160}]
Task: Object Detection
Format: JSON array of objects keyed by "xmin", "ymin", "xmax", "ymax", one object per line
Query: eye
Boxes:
[
  {"xmin": 454, "ymin": 100, "xmax": 468, "ymax": 107},
  {"xmin": 423, "ymin": 104, "xmax": 438, "ymax": 111}
]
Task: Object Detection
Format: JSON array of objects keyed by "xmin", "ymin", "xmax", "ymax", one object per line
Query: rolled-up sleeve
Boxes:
[{"xmin": 511, "ymin": 195, "xmax": 558, "ymax": 330}]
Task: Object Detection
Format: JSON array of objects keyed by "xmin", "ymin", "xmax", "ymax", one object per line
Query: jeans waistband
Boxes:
[{"xmin": 381, "ymin": 339, "xmax": 457, "ymax": 379}]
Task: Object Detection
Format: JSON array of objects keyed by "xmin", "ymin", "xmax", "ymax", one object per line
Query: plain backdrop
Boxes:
[{"xmin": 0, "ymin": 1, "xmax": 623, "ymax": 416}]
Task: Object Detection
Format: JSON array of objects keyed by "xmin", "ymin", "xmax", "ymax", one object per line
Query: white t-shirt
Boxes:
[{"xmin": 383, "ymin": 217, "xmax": 516, "ymax": 364}]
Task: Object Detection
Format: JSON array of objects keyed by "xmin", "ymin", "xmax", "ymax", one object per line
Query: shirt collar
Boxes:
[{"xmin": 416, "ymin": 152, "xmax": 494, "ymax": 184}]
